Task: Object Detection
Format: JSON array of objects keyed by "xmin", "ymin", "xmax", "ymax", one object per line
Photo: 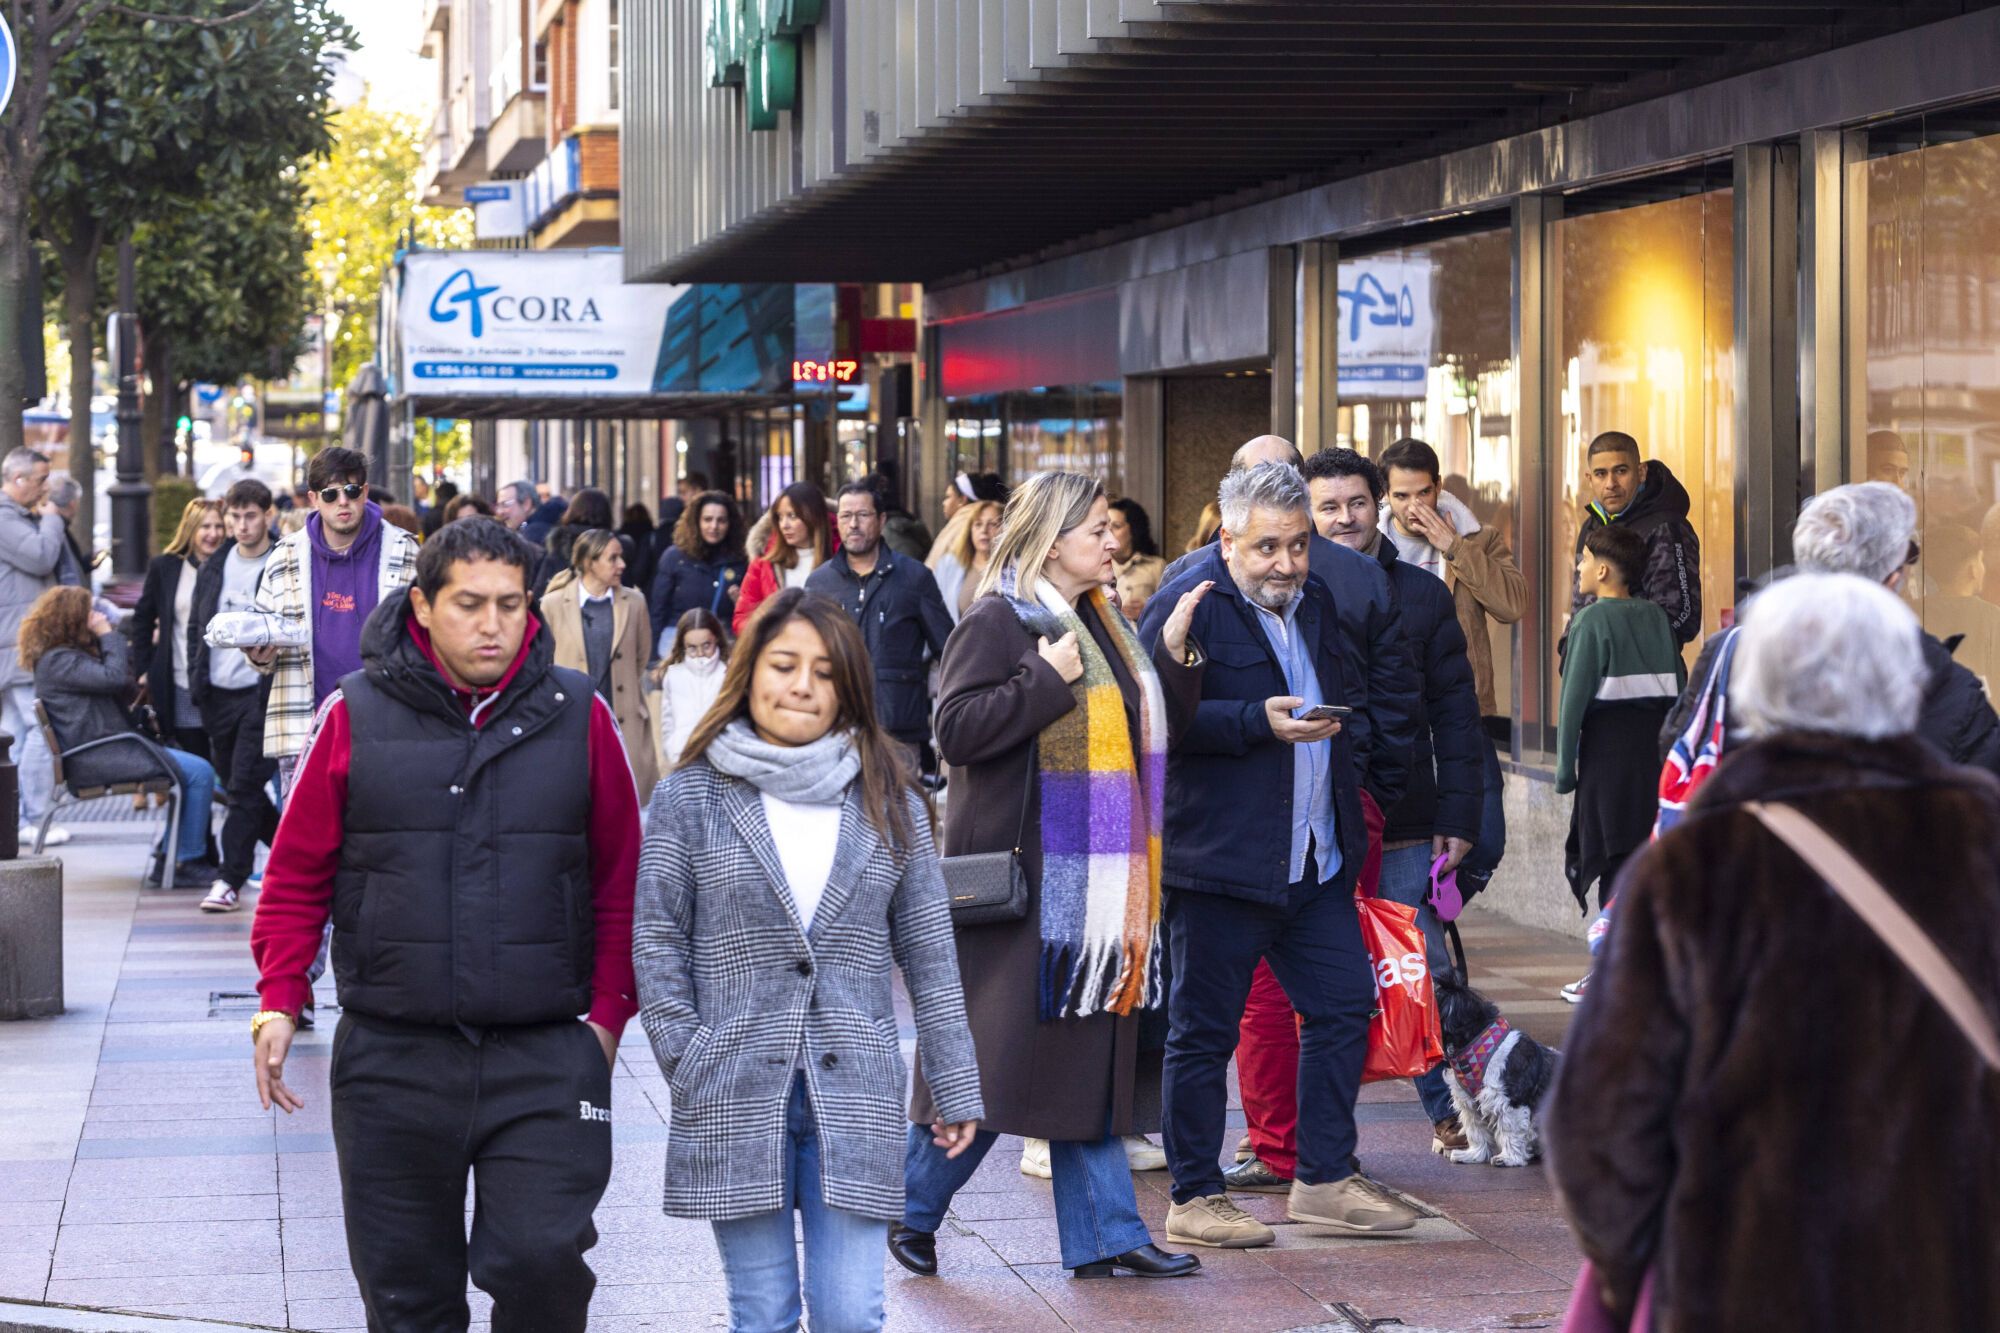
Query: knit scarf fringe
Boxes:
[{"xmin": 999, "ymin": 563, "xmax": 1167, "ymax": 1022}]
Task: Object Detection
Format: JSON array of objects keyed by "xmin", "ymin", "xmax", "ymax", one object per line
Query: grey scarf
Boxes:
[{"xmin": 704, "ymin": 718, "xmax": 859, "ymax": 806}]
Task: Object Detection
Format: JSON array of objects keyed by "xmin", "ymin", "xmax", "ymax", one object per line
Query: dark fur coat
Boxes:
[{"xmin": 1546, "ymin": 732, "xmax": 2000, "ymax": 1332}]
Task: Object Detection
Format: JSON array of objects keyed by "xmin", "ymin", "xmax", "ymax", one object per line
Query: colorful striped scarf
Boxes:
[{"xmin": 1001, "ymin": 564, "xmax": 1167, "ymax": 1021}]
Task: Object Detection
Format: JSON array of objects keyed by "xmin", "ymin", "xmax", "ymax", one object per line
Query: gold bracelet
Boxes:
[{"xmin": 250, "ymin": 1009, "xmax": 297, "ymax": 1041}]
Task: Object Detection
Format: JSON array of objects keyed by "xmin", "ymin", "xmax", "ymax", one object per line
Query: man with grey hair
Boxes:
[
  {"xmin": 494, "ymin": 480, "xmax": 536, "ymax": 532},
  {"xmin": 45, "ymin": 473, "xmax": 89, "ymax": 589},
  {"xmin": 0, "ymin": 447, "xmax": 71, "ymax": 843},
  {"xmin": 1139, "ymin": 461, "xmax": 1419, "ymax": 1250},
  {"xmin": 1660, "ymin": 480, "xmax": 2000, "ymax": 775}
]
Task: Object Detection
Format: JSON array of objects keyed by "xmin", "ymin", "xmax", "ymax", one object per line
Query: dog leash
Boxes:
[{"xmin": 1746, "ymin": 801, "xmax": 2000, "ymax": 1071}]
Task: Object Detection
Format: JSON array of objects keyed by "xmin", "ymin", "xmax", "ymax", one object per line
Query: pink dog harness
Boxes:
[{"xmin": 1450, "ymin": 1017, "xmax": 1513, "ymax": 1098}]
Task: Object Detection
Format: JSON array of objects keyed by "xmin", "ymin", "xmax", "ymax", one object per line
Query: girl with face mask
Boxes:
[{"xmin": 654, "ymin": 608, "xmax": 732, "ymax": 768}]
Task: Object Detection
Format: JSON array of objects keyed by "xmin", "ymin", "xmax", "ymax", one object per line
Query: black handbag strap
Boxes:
[{"xmin": 1009, "ymin": 740, "xmax": 1037, "ymax": 855}]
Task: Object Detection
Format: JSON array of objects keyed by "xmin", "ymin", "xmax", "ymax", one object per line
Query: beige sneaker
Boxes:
[
  {"xmin": 1165, "ymin": 1193, "xmax": 1276, "ymax": 1248},
  {"xmin": 1287, "ymin": 1173, "xmax": 1420, "ymax": 1233},
  {"xmin": 1018, "ymin": 1137, "xmax": 1052, "ymax": 1179}
]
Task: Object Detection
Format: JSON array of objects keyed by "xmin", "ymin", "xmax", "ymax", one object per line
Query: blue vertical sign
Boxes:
[{"xmin": 0, "ymin": 15, "xmax": 17, "ymax": 121}]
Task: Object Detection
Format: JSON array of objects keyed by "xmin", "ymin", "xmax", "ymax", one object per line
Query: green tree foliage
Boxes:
[
  {"xmin": 18, "ymin": 0, "xmax": 353, "ymax": 531},
  {"xmin": 304, "ymin": 102, "xmax": 474, "ymax": 394}
]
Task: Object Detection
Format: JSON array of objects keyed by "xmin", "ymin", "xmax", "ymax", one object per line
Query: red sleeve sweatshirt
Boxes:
[{"xmin": 251, "ymin": 621, "xmax": 642, "ymax": 1036}]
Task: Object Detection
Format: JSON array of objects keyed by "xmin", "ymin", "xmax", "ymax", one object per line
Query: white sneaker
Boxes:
[
  {"xmin": 1560, "ymin": 972, "xmax": 1591, "ymax": 1004},
  {"xmin": 22, "ymin": 824, "xmax": 69, "ymax": 848},
  {"xmin": 1019, "ymin": 1137, "xmax": 1052, "ymax": 1179},
  {"xmin": 1122, "ymin": 1134, "xmax": 1167, "ymax": 1171},
  {"xmin": 200, "ymin": 883, "xmax": 241, "ymax": 914}
]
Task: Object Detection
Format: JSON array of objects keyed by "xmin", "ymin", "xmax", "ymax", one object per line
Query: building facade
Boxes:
[{"xmin": 623, "ymin": 2, "xmax": 2000, "ymax": 932}]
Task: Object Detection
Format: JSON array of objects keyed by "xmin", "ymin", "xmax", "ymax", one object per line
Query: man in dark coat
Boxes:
[
  {"xmin": 804, "ymin": 482, "xmax": 952, "ymax": 753},
  {"xmin": 1161, "ymin": 436, "xmax": 1418, "ymax": 808},
  {"xmin": 1138, "ymin": 462, "xmax": 1419, "ymax": 1250},
  {"xmin": 1659, "ymin": 481, "xmax": 2000, "ymax": 778},
  {"xmin": 1568, "ymin": 431, "xmax": 1702, "ymax": 645},
  {"xmin": 248, "ymin": 519, "xmax": 641, "ymax": 1333}
]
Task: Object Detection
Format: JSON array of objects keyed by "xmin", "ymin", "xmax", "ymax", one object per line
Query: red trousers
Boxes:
[{"xmin": 1235, "ymin": 792, "xmax": 1383, "ymax": 1177}]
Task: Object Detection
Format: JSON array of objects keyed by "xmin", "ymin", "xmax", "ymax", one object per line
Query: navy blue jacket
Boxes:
[
  {"xmin": 1161, "ymin": 531, "xmax": 1417, "ymax": 812},
  {"xmin": 803, "ymin": 544, "xmax": 953, "ymax": 743},
  {"xmin": 1139, "ymin": 545, "xmax": 1368, "ymax": 904},
  {"xmin": 1374, "ymin": 535, "xmax": 1484, "ymax": 846},
  {"xmin": 648, "ymin": 544, "xmax": 749, "ymax": 642}
]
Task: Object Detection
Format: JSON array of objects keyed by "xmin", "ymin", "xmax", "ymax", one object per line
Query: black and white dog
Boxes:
[{"xmin": 1434, "ymin": 975, "xmax": 1560, "ymax": 1167}]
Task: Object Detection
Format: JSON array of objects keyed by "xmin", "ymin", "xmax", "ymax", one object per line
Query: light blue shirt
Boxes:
[{"xmin": 1251, "ymin": 593, "xmax": 1342, "ymax": 887}]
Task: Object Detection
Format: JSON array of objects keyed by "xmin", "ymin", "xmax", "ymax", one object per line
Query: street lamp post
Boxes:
[{"xmin": 108, "ymin": 234, "xmax": 150, "ymax": 580}]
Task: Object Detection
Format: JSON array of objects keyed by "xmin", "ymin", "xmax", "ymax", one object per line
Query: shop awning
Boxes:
[
  {"xmin": 627, "ymin": 1, "xmax": 1949, "ymax": 284},
  {"xmin": 401, "ymin": 390, "xmax": 805, "ymax": 421}
]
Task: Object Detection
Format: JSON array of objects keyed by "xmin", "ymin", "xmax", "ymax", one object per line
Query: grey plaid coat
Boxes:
[{"xmin": 634, "ymin": 760, "xmax": 984, "ymax": 1222}]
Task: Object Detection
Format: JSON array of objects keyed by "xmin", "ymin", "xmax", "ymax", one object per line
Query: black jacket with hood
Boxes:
[
  {"xmin": 1571, "ymin": 459, "xmax": 1703, "ymax": 645},
  {"xmin": 1374, "ymin": 533, "xmax": 1484, "ymax": 846}
]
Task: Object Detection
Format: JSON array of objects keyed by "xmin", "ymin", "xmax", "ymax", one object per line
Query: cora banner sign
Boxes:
[{"xmin": 705, "ymin": 0, "xmax": 825, "ymax": 131}]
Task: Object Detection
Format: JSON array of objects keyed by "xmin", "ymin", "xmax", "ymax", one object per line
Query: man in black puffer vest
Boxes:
[{"xmin": 249, "ymin": 519, "xmax": 642, "ymax": 1333}]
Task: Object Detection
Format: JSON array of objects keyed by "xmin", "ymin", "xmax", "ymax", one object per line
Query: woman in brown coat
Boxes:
[
  {"xmin": 540, "ymin": 528, "xmax": 660, "ymax": 801},
  {"xmin": 895, "ymin": 471, "xmax": 1212, "ymax": 1283},
  {"xmin": 1547, "ymin": 573, "xmax": 2000, "ymax": 1333}
]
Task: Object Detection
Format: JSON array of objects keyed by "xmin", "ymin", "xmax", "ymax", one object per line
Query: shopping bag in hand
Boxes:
[{"xmin": 1357, "ymin": 894, "xmax": 1445, "ymax": 1083}]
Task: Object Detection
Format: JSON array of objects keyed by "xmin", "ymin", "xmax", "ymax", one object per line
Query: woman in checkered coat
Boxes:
[{"xmin": 634, "ymin": 589, "xmax": 983, "ymax": 1332}]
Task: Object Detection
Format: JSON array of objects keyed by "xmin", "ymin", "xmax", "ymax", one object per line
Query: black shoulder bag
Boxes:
[{"xmin": 939, "ymin": 743, "xmax": 1034, "ymax": 926}]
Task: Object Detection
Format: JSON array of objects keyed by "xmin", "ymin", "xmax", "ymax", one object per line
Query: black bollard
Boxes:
[{"xmin": 0, "ymin": 731, "xmax": 17, "ymax": 861}]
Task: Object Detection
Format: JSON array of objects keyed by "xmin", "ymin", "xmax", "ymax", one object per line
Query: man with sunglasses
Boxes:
[{"xmin": 248, "ymin": 447, "xmax": 420, "ymax": 770}]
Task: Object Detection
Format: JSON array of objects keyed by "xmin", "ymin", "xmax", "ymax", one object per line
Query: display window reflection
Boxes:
[
  {"xmin": 1335, "ymin": 226, "xmax": 1519, "ymax": 726},
  {"xmin": 943, "ymin": 382, "xmax": 1124, "ymax": 494},
  {"xmin": 1853, "ymin": 112, "xmax": 2000, "ymax": 696},
  {"xmin": 1550, "ymin": 181, "xmax": 1735, "ymax": 728}
]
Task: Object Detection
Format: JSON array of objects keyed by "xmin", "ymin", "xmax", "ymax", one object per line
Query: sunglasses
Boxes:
[{"xmin": 316, "ymin": 483, "xmax": 365, "ymax": 504}]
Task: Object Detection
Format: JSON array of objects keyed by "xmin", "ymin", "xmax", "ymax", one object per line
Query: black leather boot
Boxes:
[
  {"xmin": 1071, "ymin": 1244, "xmax": 1201, "ymax": 1279},
  {"xmin": 887, "ymin": 1224, "xmax": 937, "ymax": 1276}
]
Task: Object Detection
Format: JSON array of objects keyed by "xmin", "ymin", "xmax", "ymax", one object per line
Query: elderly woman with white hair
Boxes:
[
  {"xmin": 1547, "ymin": 572, "xmax": 2000, "ymax": 1333},
  {"xmin": 1658, "ymin": 481, "xmax": 2000, "ymax": 775}
]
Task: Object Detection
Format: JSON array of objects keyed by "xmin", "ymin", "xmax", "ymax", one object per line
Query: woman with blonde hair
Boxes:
[
  {"xmin": 540, "ymin": 528, "xmax": 658, "ymax": 800},
  {"xmin": 939, "ymin": 500, "xmax": 1004, "ymax": 622},
  {"xmin": 128, "ymin": 498, "xmax": 225, "ymax": 758},
  {"xmin": 893, "ymin": 469, "xmax": 1212, "ymax": 1282}
]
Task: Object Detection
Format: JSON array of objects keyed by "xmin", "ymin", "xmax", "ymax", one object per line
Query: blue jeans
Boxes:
[
  {"xmin": 904, "ymin": 1124, "xmax": 1150, "ymax": 1270},
  {"xmin": 1162, "ymin": 874, "xmax": 1374, "ymax": 1202},
  {"xmin": 1457, "ymin": 735, "xmax": 1507, "ymax": 890},
  {"xmin": 1375, "ymin": 844, "xmax": 1457, "ymax": 1123},
  {"xmin": 164, "ymin": 749, "xmax": 215, "ymax": 864},
  {"xmin": 1, "ymin": 682, "xmax": 54, "ymax": 823},
  {"xmin": 711, "ymin": 1075, "xmax": 885, "ymax": 1333}
]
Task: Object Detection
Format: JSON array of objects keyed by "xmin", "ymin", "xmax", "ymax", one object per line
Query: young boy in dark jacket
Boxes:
[{"xmin": 1558, "ymin": 525, "xmax": 1685, "ymax": 913}]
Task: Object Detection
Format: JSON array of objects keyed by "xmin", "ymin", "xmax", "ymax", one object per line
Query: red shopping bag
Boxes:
[{"xmin": 1356, "ymin": 894, "xmax": 1445, "ymax": 1083}]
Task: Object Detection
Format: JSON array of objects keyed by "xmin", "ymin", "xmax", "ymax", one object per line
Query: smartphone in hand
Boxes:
[{"xmin": 1295, "ymin": 704, "xmax": 1352, "ymax": 722}]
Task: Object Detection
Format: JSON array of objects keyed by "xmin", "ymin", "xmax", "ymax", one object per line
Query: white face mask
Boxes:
[{"xmin": 681, "ymin": 652, "xmax": 723, "ymax": 677}]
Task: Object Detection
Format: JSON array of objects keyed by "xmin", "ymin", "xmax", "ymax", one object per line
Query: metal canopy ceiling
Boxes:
[{"xmin": 641, "ymin": 0, "xmax": 1974, "ymax": 285}]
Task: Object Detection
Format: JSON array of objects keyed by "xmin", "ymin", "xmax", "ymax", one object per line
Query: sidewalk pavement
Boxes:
[{"xmin": 0, "ymin": 815, "xmax": 1590, "ymax": 1332}]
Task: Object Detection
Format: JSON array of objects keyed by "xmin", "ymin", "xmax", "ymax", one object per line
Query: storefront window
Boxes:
[
  {"xmin": 1853, "ymin": 114, "xmax": 2000, "ymax": 694},
  {"xmin": 943, "ymin": 382, "xmax": 1124, "ymax": 493},
  {"xmin": 1551, "ymin": 183, "xmax": 1736, "ymax": 729},
  {"xmin": 1335, "ymin": 227, "xmax": 1517, "ymax": 719}
]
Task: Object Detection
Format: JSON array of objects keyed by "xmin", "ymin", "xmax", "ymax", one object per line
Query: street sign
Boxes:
[
  {"xmin": 464, "ymin": 184, "xmax": 511, "ymax": 203},
  {"xmin": 0, "ymin": 15, "xmax": 17, "ymax": 121}
]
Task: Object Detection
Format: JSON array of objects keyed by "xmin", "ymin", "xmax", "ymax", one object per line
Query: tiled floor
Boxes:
[{"xmin": 0, "ymin": 826, "xmax": 1589, "ymax": 1331}]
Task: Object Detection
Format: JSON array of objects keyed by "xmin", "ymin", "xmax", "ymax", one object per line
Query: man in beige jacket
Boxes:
[{"xmin": 1376, "ymin": 437, "xmax": 1525, "ymax": 896}]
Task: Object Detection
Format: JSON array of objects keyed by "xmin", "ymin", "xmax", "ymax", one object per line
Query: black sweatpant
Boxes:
[
  {"xmin": 202, "ymin": 685, "xmax": 278, "ymax": 890},
  {"xmin": 329, "ymin": 1015, "xmax": 614, "ymax": 1333}
]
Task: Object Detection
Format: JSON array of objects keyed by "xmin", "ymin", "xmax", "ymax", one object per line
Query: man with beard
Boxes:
[{"xmin": 1139, "ymin": 462, "xmax": 1418, "ymax": 1249}]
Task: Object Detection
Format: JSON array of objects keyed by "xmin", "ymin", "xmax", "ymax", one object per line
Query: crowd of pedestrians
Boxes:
[{"xmin": 1, "ymin": 433, "xmax": 1989, "ymax": 1332}]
